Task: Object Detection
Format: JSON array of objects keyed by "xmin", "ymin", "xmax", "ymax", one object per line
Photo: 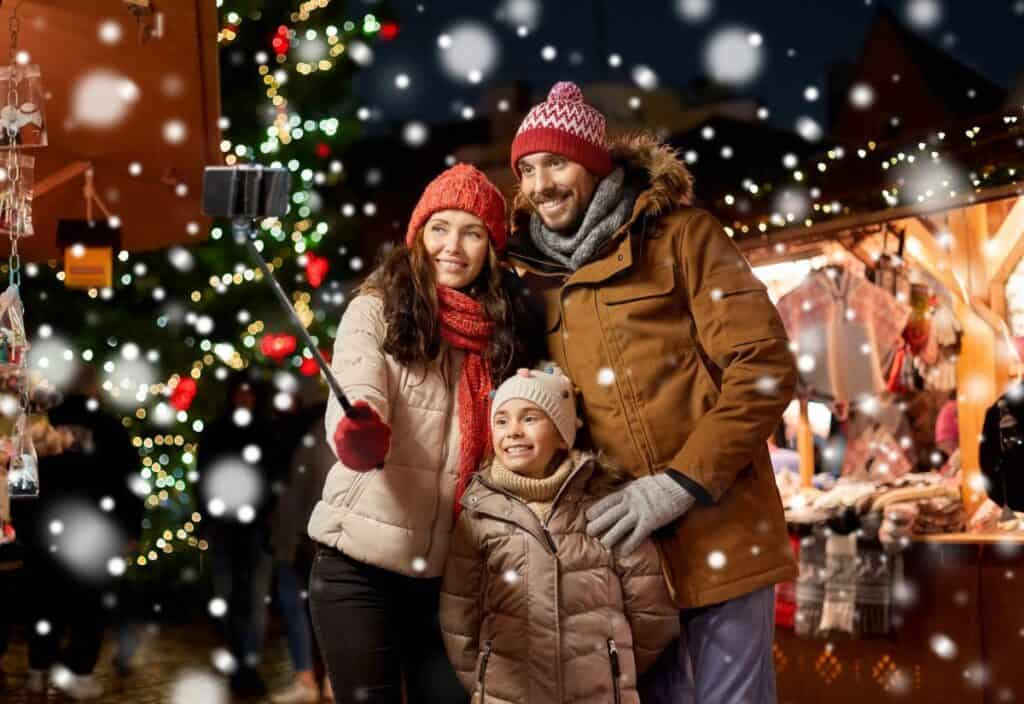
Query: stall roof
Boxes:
[
  {"xmin": 723, "ymin": 107, "xmax": 1024, "ymax": 255},
  {"xmin": 0, "ymin": 0, "xmax": 221, "ymax": 261}
]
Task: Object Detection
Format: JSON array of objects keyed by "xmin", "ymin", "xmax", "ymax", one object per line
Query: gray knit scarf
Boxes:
[{"xmin": 529, "ymin": 168, "xmax": 638, "ymax": 271}]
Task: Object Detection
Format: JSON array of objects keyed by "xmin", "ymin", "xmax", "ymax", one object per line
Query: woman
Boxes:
[{"xmin": 308, "ymin": 164, "xmax": 535, "ymax": 704}]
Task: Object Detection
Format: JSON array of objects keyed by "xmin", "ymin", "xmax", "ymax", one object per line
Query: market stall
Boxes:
[{"xmin": 725, "ymin": 106, "xmax": 1024, "ymax": 700}]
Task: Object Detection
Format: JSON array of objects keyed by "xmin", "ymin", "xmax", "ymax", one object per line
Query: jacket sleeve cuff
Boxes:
[{"xmin": 665, "ymin": 469, "xmax": 713, "ymax": 505}]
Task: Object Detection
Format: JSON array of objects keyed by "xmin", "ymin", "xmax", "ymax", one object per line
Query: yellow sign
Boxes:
[{"xmin": 63, "ymin": 246, "xmax": 112, "ymax": 289}]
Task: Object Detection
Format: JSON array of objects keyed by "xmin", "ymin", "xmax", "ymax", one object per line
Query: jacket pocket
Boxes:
[
  {"xmin": 598, "ymin": 262, "xmax": 676, "ymax": 305},
  {"xmin": 476, "ymin": 640, "xmax": 493, "ymax": 703},
  {"xmin": 607, "ymin": 639, "xmax": 622, "ymax": 704}
]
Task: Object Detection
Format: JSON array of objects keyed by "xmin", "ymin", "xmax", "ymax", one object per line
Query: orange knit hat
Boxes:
[{"xmin": 405, "ymin": 164, "xmax": 507, "ymax": 252}]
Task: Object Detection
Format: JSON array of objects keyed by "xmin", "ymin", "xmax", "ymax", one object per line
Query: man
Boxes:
[{"xmin": 507, "ymin": 81, "xmax": 798, "ymax": 703}]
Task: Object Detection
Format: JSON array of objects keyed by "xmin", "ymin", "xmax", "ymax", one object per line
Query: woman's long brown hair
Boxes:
[{"xmin": 359, "ymin": 229, "xmax": 539, "ymax": 384}]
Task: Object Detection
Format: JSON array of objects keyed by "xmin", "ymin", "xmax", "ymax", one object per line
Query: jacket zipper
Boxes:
[
  {"xmin": 607, "ymin": 639, "xmax": 622, "ymax": 704},
  {"xmin": 477, "ymin": 641, "xmax": 493, "ymax": 703},
  {"xmin": 423, "ymin": 350, "xmax": 457, "ymax": 561}
]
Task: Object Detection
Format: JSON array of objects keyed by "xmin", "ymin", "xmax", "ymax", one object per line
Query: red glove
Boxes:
[{"xmin": 333, "ymin": 400, "xmax": 391, "ymax": 471}]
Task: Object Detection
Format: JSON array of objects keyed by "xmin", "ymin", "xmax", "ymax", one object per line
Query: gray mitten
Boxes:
[{"xmin": 585, "ymin": 474, "xmax": 696, "ymax": 556}]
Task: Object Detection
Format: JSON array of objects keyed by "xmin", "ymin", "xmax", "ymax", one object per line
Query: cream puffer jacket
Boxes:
[
  {"xmin": 440, "ymin": 451, "xmax": 680, "ymax": 704},
  {"xmin": 307, "ymin": 294, "xmax": 464, "ymax": 578}
]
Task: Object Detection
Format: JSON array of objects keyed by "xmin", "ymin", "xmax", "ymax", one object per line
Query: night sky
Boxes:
[{"xmin": 351, "ymin": 0, "xmax": 1024, "ymax": 135}]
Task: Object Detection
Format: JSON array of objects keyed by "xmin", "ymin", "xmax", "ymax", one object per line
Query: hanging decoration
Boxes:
[
  {"xmin": 305, "ymin": 252, "xmax": 329, "ymax": 288},
  {"xmin": 2, "ymin": 5, "xmax": 42, "ymax": 502},
  {"xmin": 260, "ymin": 332, "xmax": 297, "ymax": 361}
]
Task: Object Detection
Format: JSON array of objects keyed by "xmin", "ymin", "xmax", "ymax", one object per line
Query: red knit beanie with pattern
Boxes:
[
  {"xmin": 405, "ymin": 163, "xmax": 507, "ymax": 252},
  {"xmin": 510, "ymin": 81, "xmax": 612, "ymax": 179}
]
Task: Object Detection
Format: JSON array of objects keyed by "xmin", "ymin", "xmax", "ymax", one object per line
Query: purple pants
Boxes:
[{"xmin": 638, "ymin": 586, "xmax": 778, "ymax": 704}]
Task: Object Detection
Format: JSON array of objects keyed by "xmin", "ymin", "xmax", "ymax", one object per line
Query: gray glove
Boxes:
[{"xmin": 585, "ymin": 474, "xmax": 696, "ymax": 556}]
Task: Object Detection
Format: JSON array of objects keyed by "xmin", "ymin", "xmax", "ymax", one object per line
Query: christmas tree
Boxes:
[{"xmin": 18, "ymin": 0, "xmax": 394, "ymax": 596}]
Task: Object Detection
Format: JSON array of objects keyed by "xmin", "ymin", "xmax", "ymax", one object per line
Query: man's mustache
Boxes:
[{"xmin": 530, "ymin": 189, "xmax": 571, "ymax": 206}]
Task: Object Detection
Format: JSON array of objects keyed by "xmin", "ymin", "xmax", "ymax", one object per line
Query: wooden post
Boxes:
[
  {"xmin": 947, "ymin": 205, "xmax": 998, "ymax": 513},
  {"xmin": 797, "ymin": 395, "xmax": 815, "ymax": 488}
]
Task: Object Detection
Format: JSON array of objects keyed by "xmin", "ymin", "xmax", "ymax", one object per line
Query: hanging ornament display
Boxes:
[
  {"xmin": 0, "ymin": 284, "xmax": 27, "ymax": 370},
  {"xmin": 0, "ymin": 153, "xmax": 33, "ymax": 236},
  {"xmin": 0, "ymin": 64, "xmax": 47, "ymax": 148},
  {"xmin": 2, "ymin": 8, "xmax": 42, "ymax": 502}
]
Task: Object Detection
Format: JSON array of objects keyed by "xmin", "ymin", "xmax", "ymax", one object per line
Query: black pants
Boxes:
[
  {"xmin": 24, "ymin": 551, "xmax": 106, "ymax": 675},
  {"xmin": 309, "ymin": 548, "xmax": 467, "ymax": 704}
]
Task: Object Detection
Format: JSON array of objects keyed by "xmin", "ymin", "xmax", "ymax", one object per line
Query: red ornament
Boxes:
[
  {"xmin": 272, "ymin": 25, "xmax": 290, "ymax": 56},
  {"xmin": 300, "ymin": 350, "xmax": 331, "ymax": 377},
  {"xmin": 315, "ymin": 142, "xmax": 331, "ymax": 159},
  {"xmin": 170, "ymin": 377, "xmax": 198, "ymax": 411},
  {"xmin": 261, "ymin": 333, "xmax": 297, "ymax": 361},
  {"xmin": 379, "ymin": 22, "xmax": 399, "ymax": 41},
  {"xmin": 305, "ymin": 253, "xmax": 330, "ymax": 288}
]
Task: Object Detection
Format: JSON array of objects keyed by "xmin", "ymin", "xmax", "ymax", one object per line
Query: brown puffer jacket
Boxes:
[{"xmin": 440, "ymin": 451, "xmax": 679, "ymax": 704}]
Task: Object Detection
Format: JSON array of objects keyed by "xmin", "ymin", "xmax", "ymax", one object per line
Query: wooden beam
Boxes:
[
  {"xmin": 737, "ymin": 180, "xmax": 1024, "ymax": 256},
  {"xmin": 948, "ymin": 205, "xmax": 990, "ymax": 298},
  {"xmin": 895, "ymin": 216, "xmax": 965, "ymax": 303},
  {"xmin": 33, "ymin": 161, "xmax": 91, "ymax": 199},
  {"xmin": 988, "ymin": 196, "xmax": 1024, "ymax": 287}
]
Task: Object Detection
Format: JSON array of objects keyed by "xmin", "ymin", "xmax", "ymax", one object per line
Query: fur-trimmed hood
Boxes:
[{"xmin": 510, "ymin": 131, "xmax": 695, "ymax": 243}]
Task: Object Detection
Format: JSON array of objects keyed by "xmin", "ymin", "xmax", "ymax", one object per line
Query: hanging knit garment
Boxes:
[{"xmin": 438, "ymin": 286, "xmax": 495, "ymax": 520}]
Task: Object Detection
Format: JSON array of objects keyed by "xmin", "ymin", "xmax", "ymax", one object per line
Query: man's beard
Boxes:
[{"xmin": 531, "ymin": 188, "xmax": 581, "ymax": 232}]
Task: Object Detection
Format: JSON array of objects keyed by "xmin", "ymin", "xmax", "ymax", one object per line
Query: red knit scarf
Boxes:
[{"xmin": 437, "ymin": 286, "xmax": 495, "ymax": 520}]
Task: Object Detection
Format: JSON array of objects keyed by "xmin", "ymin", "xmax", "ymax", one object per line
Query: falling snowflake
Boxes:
[
  {"xmin": 412, "ymin": 557, "xmax": 427, "ymax": 572},
  {"xmin": 495, "ymin": 0, "xmax": 541, "ymax": 31},
  {"xmin": 107, "ymin": 557, "xmax": 126, "ymax": 577},
  {"xmin": 541, "ymin": 45, "xmax": 558, "ymax": 61},
  {"xmin": 503, "ymin": 569, "xmax": 519, "ymax": 584},
  {"xmin": 707, "ymin": 551, "xmax": 727, "ymax": 569},
  {"xmin": 906, "ymin": 0, "xmax": 943, "ymax": 30},
  {"xmin": 348, "ymin": 41, "xmax": 374, "ymax": 67},
  {"xmin": 163, "ymin": 119, "xmax": 188, "ymax": 145},
  {"xmin": 755, "ymin": 375, "xmax": 779, "ymax": 395},
  {"xmin": 202, "ymin": 459, "xmax": 263, "ymax": 520},
  {"xmin": 242, "ymin": 445, "xmax": 262, "ymax": 464},
  {"xmin": 438, "ymin": 22, "xmax": 499, "ymax": 83},
  {"xmin": 98, "ymin": 19, "xmax": 123, "ymax": 45},
  {"xmin": 675, "ymin": 0, "xmax": 713, "ymax": 23},
  {"xmin": 797, "ymin": 354, "xmax": 816, "ymax": 373},
  {"xmin": 849, "ymin": 82, "xmax": 875, "ymax": 109},
  {"xmin": 170, "ymin": 669, "xmax": 228, "ymax": 704},
  {"xmin": 795, "ymin": 116, "xmax": 823, "ymax": 142},
  {"xmin": 71, "ymin": 70, "xmax": 139, "ymax": 128},
  {"xmin": 402, "ymin": 121, "xmax": 429, "ymax": 147},
  {"xmin": 597, "ymin": 368, "xmax": 615, "ymax": 386},
  {"xmin": 774, "ymin": 188, "xmax": 809, "ymax": 219},
  {"xmin": 632, "ymin": 65, "xmax": 659, "ymax": 91},
  {"xmin": 929, "ymin": 633, "xmax": 957, "ymax": 660}
]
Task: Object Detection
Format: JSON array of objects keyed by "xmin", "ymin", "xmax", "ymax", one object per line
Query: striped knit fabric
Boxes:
[{"xmin": 510, "ymin": 82, "xmax": 612, "ymax": 178}]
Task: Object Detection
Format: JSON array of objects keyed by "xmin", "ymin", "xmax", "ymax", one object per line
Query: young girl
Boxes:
[
  {"xmin": 440, "ymin": 366, "xmax": 679, "ymax": 704},
  {"xmin": 308, "ymin": 164, "xmax": 536, "ymax": 704}
]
